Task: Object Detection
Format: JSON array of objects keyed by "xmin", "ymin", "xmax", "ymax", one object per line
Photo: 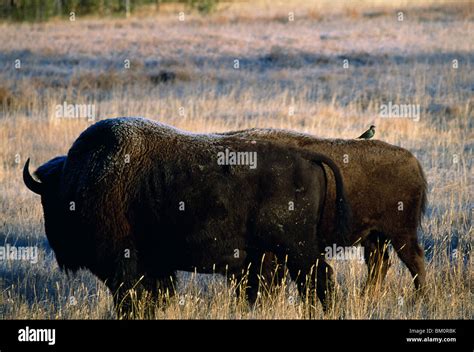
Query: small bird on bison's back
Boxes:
[{"xmin": 357, "ymin": 125, "xmax": 375, "ymax": 140}]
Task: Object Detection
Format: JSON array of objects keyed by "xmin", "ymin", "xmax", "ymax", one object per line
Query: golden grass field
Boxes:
[{"xmin": 0, "ymin": 0, "xmax": 472, "ymax": 319}]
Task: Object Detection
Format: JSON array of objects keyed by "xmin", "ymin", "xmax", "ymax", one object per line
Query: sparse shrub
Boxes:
[
  {"xmin": 71, "ymin": 70, "xmax": 125, "ymax": 91},
  {"xmin": 0, "ymin": 86, "xmax": 14, "ymax": 108},
  {"xmin": 0, "ymin": 0, "xmax": 221, "ymax": 21},
  {"xmin": 149, "ymin": 70, "xmax": 177, "ymax": 84},
  {"xmin": 0, "ymin": 82, "xmax": 36, "ymax": 112},
  {"xmin": 187, "ymin": 0, "xmax": 219, "ymax": 15},
  {"xmin": 148, "ymin": 68, "xmax": 194, "ymax": 84}
]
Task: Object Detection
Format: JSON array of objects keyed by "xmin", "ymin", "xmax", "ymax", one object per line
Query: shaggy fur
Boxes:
[
  {"xmin": 24, "ymin": 117, "xmax": 351, "ymax": 315},
  {"xmin": 222, "ymin": 128, "xmax": 428, "ymax": 293}
]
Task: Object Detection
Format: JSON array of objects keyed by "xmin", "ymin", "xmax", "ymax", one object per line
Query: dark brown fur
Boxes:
[
  {"xmin": 221, "ymin": 128, "xmax": 428, "ymax": 294},
  {"xmin": 24, "ymin": 117, "xmax": 351, "ymax": 316}
]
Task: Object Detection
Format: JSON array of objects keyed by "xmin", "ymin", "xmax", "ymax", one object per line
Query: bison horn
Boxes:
[{"xmin": 23, "ymin": 158, "xmax": 43, "ymax": 195}]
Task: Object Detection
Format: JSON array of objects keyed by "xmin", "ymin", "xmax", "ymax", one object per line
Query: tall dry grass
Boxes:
[{"xmin": 0, "ymin": 0, "xmax": 472, "ymax": 319}]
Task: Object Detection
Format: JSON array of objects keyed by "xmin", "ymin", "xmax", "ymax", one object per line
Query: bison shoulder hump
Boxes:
[{"xmin": 69, "ymin": 117, "xmax": 153, "ymax": 155}]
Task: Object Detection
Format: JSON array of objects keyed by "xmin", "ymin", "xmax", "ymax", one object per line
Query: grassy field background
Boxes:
[{"xmin": 0, "ymin": 0, "xmax": 472, "ymax": 319}]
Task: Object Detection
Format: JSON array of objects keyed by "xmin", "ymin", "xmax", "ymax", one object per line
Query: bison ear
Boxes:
[{"xmin": 23, "ymin": 158, "xmax": 43, "ymax": 195}]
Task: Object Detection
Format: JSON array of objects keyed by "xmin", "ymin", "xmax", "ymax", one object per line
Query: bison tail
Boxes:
[
  {"xmin": 416, "ymin": 158, "xmax": 428, "ymax": 227},
  {"xmin": 301, "ymin": 151, "xmax": 352, "ymax": 245}
]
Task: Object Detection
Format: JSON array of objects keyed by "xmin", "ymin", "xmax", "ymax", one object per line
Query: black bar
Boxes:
[{"xmin": 0, "ymin": 320, "xmax": 471, "ymax": 351}]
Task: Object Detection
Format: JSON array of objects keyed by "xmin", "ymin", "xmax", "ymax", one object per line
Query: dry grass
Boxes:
[{"xmin": 0, "ymin": 0, "xmax": 472, "ymax": 319}]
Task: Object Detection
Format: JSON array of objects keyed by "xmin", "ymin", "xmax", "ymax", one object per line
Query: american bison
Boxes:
[
  {"xmin": 221, "ymin": 128, "xmax": 428, "ymax": 295},
  {"xmin": 23, "ymin": 117, "xmax": 351, "ymax": 316}
]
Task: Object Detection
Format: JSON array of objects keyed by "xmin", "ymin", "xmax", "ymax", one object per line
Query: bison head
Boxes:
[
  {"xmin": 23, "ymin": 156, "xmax": 65, "ymax": 195},
  {"xmin": 23, "ymin": 156, "xmax": 84, "ymax": 272}
]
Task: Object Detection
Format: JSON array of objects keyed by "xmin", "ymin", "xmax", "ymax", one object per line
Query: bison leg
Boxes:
[
  {"xmin": 111, "ymin": 272, "xmax": 176, "ymax": 319},
  {"xmin": 362, "ymin": 231, "xmax": 391, "ymax": 291},
  {"xmin": 111, "ymin": 277, "xmax": 149, "ymax": 319},
  {"xmin": 150, "ymin": 272, "xmax": 177, "ymax": 305},
  {"xmin": 315, "ymin": 260, "xmax": 335, "ymax": 312},
  {"xmin": 236, "ymin": 252, "xmax": 279, "ymax": 305},
  {"xmin": 391, "ymin": 235, "xmax": 426, "ymax": 292},
  {"xmin": 109, "ymin": 252, "xmax": 176, "ymax": 319},
  {"xmin": 244, "ymin": 265, "xmax": 260, "ymax": 305},
  {"xmin": 288, "ymin": 258, "xmax": 334, "ymax": 314},
  {"xmin": 261, "ymin": 252, "xmax": 286, "ymax": 290}
]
